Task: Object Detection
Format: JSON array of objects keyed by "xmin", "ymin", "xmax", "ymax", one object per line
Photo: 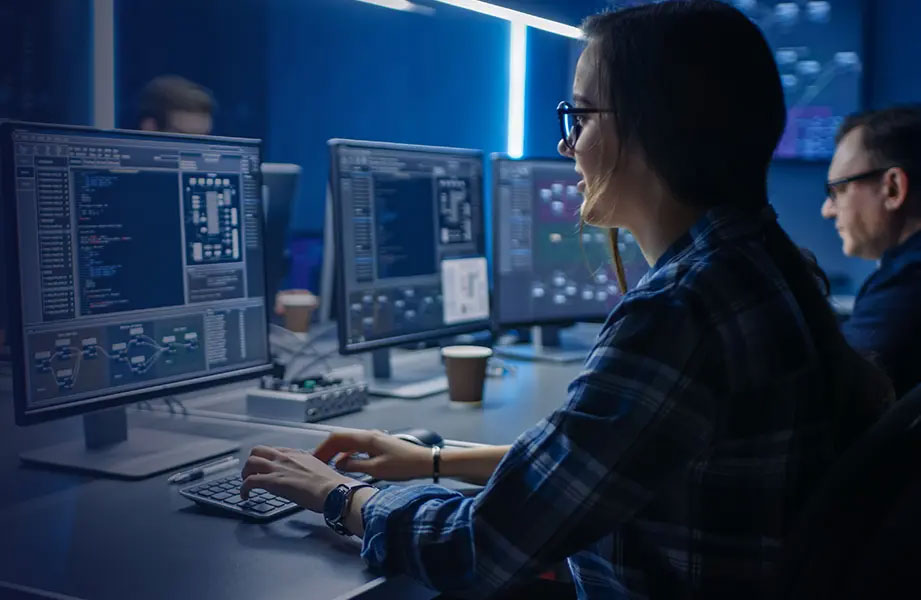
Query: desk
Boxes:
[
  {"xmin": 176, "ymin": 355, "xmax": 581, "ymax": 446},
  {"xmin": 0, "ymin": 336, "xmax": 588, "ymax": 600}
]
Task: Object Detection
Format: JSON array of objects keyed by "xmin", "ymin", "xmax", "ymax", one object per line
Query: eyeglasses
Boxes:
[
  {"xmin": 557, "ymin": 101, "xmax": 615, "ymax": 151},
  {"xmin": 824, "ymin": 167, "xmax": 893, "ymax": 201}
]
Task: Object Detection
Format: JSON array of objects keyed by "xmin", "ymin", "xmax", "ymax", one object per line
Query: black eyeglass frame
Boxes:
[
  {"xmin": 824, "ymin": 167, "xmax": 897, "ymax": 201},
  {"xmin": 557, "ymin": 101, "xmax": 616, "ymax": 151}
]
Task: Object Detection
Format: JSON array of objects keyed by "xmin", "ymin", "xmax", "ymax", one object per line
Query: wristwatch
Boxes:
[{"xmin": 324, "ymin": 482, "xmax": 375, "ymax": 536}]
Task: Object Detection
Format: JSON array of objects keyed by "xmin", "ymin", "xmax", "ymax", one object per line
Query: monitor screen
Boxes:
[
  {"xmin": 330, "ymin": 140, "xmax": 490, "ymax": 354},
  {"xmin": 492, "ymin": 157, "xmax": 647, "ymax": 327},
  {"xmin": 3, "ymin": 123, "xmax": 272, "ymax": 424}
]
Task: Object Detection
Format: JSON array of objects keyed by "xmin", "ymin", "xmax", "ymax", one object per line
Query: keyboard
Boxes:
[
  {"xmin": 180, "ymin": 462, "xmax": 375, "ymax": 522},
  {"xmin": 180, "ymin": 474, "xmax": 300, "ymax": 521}
]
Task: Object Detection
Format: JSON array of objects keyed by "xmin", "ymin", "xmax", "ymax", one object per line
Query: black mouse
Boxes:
[{"xmin": 392, "ymin": 428, "xmax": 445, "ymax": 448}]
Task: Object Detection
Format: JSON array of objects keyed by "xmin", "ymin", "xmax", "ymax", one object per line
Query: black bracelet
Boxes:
[{"xmin": 432, "ymin": 445, "xmax": 441, "ymax": 484}]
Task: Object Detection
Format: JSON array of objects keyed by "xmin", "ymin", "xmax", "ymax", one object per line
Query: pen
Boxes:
[{"xmin": 167, "ymin": 456, "xmax": 240, "ymax": 484}]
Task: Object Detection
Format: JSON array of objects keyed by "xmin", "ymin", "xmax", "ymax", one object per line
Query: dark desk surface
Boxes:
[{"xmin": 0, "ymin": 330, "xmax": 590, "ymax": 600}]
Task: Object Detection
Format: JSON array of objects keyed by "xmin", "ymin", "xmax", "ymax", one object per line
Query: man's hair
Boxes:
[
  {"xmin": 837, "ymin": 105, "xmax": 921, "ymax": 203},
  {"xmin": 138, "ymin": 75, "xmax": 215, "ymax": 130}
]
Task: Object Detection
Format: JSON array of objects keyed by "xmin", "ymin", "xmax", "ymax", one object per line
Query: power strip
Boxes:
[{"xmin": 245, "ymin": 375, "xmax": 369, "ymax": 423}]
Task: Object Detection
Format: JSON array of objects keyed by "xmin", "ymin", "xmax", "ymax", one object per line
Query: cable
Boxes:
[{"xmin": 285, "ymin": 347, "xmax": 344, "ymax": 382}]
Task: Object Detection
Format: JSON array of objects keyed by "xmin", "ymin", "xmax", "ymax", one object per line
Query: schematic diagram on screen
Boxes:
[
  {"xmin": 183, "ymin": 173, "xmax": 242, "ymax": 264},
  {"xmin": 27, "ymin": 315, "xmax": 206, "ymax": 402}
]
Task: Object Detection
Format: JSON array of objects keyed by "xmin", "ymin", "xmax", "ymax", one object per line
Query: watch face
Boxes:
[{"xmin": 323, "ymin": 484, "xmax": 348, "ymax": 522}]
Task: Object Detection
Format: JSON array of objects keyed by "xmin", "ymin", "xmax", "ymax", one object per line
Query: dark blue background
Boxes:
[{"xmin": 3, "ymin": 0, "xmax": 921, "ymax": 296}]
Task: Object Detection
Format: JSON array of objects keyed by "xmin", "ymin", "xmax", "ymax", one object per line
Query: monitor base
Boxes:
[
  {"xmin": 20, "ymin": 408, "xmax": 238, "ymax": 480},
  {"xmin": 493, "ymin": 343, "xmax": 589, "ymax": 364},
  {"xmin": 366, "ymin": 348, "xmax": 448, "ymax": 398},
  {"xmin": 494, "ymin": 325, "xmax": 593, "ymax": 364},
  {"xmin": 367, "ymin": 375, "xmax": 448, "ymax": 399}
]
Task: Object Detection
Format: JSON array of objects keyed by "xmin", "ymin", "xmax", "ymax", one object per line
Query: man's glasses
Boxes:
[
  {"xmin": 825, "ymin": 167, "xmax": 893, "ymax": 201},
  {"xmin": 557, "ymin": 101, "xmax": 615, "ymax": 151}
]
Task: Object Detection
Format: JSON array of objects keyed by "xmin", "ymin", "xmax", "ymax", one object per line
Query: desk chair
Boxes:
[{"xmin": 781, "ymin": 383, "xmax": 921, "ymax": 599}]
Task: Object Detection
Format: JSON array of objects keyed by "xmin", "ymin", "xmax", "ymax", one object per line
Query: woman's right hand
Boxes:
[{"xmin": 313, "ymin": 430, "xmax": 433, "ymax": 481}]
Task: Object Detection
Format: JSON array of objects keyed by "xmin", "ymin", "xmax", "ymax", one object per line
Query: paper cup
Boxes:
[
  {"xmin": 441, "ymin": 345, "xmax": 493, "ymax": 405},
  {"xmin": 278, "ymin": 292, "xmax": 318, "ymax": 333}
]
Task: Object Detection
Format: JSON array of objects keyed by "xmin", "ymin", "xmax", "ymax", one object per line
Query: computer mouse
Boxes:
[{"xmin": 392, "ymin": 428, "xmax": 445, "ymax": 448}]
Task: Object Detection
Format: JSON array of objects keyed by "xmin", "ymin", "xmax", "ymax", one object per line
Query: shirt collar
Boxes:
[
  {"xmin": 651, "ymin": 204, "xmax": 774, "ymax": 274},
  {"xmin": 880, "ymin": 229, "xmax": 921, "ymax": 267}
]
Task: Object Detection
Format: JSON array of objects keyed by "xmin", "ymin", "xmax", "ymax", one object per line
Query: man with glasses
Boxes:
[{"xmin": 822, "ymin": 106, "xmax": 921, "ymax": 398}]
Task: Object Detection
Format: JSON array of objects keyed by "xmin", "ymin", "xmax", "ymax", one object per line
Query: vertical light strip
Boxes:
[
  {"xmin": 92, "ymin": 0, "xmax": 115, "ymax": 129},
  {"xmin": 507, "ymin": 21, "xmax": 527, "ymax": 159}
]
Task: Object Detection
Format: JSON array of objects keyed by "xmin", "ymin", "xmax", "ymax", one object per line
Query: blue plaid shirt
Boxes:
[{"xmin": 361, "ymin": 206, "xmax": 884, "ymax": 599}]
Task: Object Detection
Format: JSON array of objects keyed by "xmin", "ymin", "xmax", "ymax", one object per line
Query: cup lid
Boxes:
[
  {"xmin": 279, "ymin": 293, "xmax": 318, "ymax": 307},
  {"xmin": 441, "ymin": 345, "xmax": 493, "ymax": 359}
]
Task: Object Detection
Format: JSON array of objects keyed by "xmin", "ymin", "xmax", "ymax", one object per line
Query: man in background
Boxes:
[
  {"xmin": 136, "ymin": 75, "xmax": 313, "ymax": 331},
  {"xmin": 822, "ymin": 106, "xmax": 921, "ymax": 398},
  {"xmin": 137, "ymin": 75, "xmax": 215, "ymax": 135}
]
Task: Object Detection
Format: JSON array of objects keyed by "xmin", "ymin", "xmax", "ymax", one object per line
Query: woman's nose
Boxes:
[{"xmin": 558, "ymin": 137, "xmax": 573, "ymax": 158}]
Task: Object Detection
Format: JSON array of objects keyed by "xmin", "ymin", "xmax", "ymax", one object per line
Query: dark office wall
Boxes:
[
  {"xmin": 524, "ymin": 28, "xmax": 574, "ymax": 157},
  {"xmin": 868, "ymin": 0, "xmax": 921, "ymax": 106},
  {"xmin": 264, "ymin": 0, "xmax": 511, "ymax": 236},
  {"xmin": 0, "ymin": 0, "xmax": 92, "ymax": 124},
  {"xmin": 114, "ymin": 0, "xmax": 268, "ymax": 139}
]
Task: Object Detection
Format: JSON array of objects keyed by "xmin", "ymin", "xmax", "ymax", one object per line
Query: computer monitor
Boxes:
[
  {"xmin": 491, "ymin": 156, "xmax": 647, "ymax": 362},
  {"xmin": 329, "ymin": 139, "xmax": 490, "ymax": 398},
  {"xmin": 1, "ymin": 122, "xmax": 272, "ymax": 478},
  {"xmin": 261, "ymin": 162, "xmax": 301, "ymax": 312}
]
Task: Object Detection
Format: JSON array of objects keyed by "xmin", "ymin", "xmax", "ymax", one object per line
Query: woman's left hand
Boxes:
[{"xmin": 240, "ymin": 445, "xmax": 357, "ymax": 512}]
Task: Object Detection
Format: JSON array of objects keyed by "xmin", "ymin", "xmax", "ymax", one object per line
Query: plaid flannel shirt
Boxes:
[{"xmin": 361, "ymin": 206, "xmax": 880, "ymax": 599}]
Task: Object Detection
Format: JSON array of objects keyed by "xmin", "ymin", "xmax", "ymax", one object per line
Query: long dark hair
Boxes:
[{"xmin": 583, "ymin": 0, "xmax": 891, "ymax": 448}]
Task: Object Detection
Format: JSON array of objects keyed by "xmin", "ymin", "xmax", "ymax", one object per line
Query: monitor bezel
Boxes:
[
  {"xmin": 490, "ymin": 154, "xmax": 616, "ymax": 330},
  {"xmin": 1, "ymin": 121, "xmax": 274, "ymax": 426},
  {"xmin": 329, "ymin": 138, "xmax": 491, "ymax": 355}
]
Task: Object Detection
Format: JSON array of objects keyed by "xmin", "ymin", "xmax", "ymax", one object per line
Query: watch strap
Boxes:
[
  {"xmin": 325, "ymin": 482, "xmax": 375, "ymax": 536},
  {"xmin": 432, "ymin": 445, "xmax": 441, "ymax": 484}
]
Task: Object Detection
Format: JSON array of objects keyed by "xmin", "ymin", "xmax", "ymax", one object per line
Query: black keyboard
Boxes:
[
  {"xmin": 180, "ymin": 474, "xmax": 300, "ymax": 522},
  {"xmin": 180, "ymin": 465, "xmax": 375, "ymax": 522}
]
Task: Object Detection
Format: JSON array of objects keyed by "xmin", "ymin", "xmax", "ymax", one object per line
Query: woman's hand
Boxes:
[
  {"xmin": 240, "ymin": 445, "xmax": 356, "ymax": 512},
  {"xmin": 313, "ymin": 430, "xmax": 432, "ymax": 482}
]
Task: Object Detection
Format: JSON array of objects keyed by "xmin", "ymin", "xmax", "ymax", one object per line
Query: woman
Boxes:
[{"xmin": 240, "ymin": 2, "xmax": 891, "ymax": 597}]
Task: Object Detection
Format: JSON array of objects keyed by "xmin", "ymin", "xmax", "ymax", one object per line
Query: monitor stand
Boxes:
[
  {"xmin": 20, "ymin": 406, "xmax": 239, "ymax": 480},
  {"xmin": 365, "ymin": 348, "xmax": 448, "ymax": 399},
  {"xmin": 494, "ymin": 325, "xmax": 592, "ymax": 364}
]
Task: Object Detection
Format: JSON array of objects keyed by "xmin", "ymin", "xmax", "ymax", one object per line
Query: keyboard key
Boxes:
[
  {"xmin": 250, "ymin": 503, "xmax": 274, "ymax": 513},
  {"xmin": 198, "ymin": 489, "xmax": 215, "ymax": 497},
  {"xmin": 267, "ymin": 498, "xmax": 287, "ymax": 507},
  {"xmin": 212, "ymin": 492, "xmax": 232, "ymax": 501},
  {"xmin": 224, "ymin": 495, "xmax": 244, "ymax": 505}
]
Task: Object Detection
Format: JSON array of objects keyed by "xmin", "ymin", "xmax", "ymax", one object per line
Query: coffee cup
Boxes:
[
  {"xmin": 278, "ymin": 291, "xmax": 318, "ymax": 333},
  {"xmin": 441, "ymin": 345, "xmax": 493, "ymax": 405}
]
